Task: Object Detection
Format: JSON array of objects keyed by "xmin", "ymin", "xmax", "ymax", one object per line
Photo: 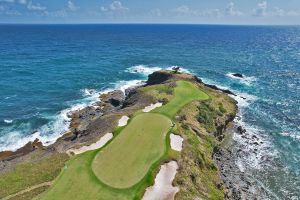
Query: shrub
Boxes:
[{"xmin": 219, "ymin": 103, "xmax": 227, "ymax": 114}]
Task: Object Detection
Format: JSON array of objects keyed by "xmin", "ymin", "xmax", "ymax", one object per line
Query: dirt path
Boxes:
[{"xmin": 1, "ymin": 181, "xmax": 53, "ymax": 200}]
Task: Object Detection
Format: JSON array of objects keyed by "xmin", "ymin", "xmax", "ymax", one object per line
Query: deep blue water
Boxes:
[{"xmin": 0, "ymin": 24, "xmax": 299, "ymax": 199}]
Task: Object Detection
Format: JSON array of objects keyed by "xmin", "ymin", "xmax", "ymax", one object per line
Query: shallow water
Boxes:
[{"xmin": 0, "ymin": 24, "xmax": 299, "ymax": 198}]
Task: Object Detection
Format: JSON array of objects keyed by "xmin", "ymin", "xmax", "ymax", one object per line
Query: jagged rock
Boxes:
[
  {"xmin": 147, "ymin": 71, "xmax": 173, "ymax": 85},
  {"xmin": 237, "ymin": 126, "xmax": 246, "ymax": 134},
  {"xmin": 0, "ymin": 138, "xmax": 44, "ymax": 161},
  {"xmin": 232, "ymin": 73, "xmax": 244, "ymax": 78}
]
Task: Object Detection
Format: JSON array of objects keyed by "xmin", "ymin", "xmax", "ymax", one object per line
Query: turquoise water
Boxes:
[{"xmin": 0, "ymin": 24, "xmax": 299, "ymax": 198}]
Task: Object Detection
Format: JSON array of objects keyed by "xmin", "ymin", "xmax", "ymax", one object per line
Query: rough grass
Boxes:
[
  {"xmin": 9, "ymin": 186, "xmax": 49, "ymax": 200},
  {"xmin": 92, "ymin": 113, "xmax": 172, "ymax": 188},
  {"xmin": 173, "ymin": 83, "xmax": 237, "ymax": 200},
  {"xmin": 0, "ymin": 152, "xmax": 68, "ymax": 199}
]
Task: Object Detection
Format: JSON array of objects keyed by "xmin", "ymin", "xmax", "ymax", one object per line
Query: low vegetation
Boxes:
[{"xmin": 0, "ymin": 151, "xmax": 68, "ymax": 199}]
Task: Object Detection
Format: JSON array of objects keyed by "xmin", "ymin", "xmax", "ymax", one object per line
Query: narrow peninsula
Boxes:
[{"xmin": 0, "ymin": 70, "xmax": 238, "ymax": 200}]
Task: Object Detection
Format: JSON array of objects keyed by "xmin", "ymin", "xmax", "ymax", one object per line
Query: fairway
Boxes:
[
  {"xmin": 40, "ymin": 80, "xmax": 209, "ymax": 200},
  {"xmin": 154, "ymin": 81, "xmax": 209, "ymax": 117},
  {"xmin": 92, "ymin": 113, "xmax": 172, "ymax": 188}
]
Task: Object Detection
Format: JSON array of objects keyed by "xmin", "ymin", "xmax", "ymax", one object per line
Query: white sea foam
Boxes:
[
  {"xmin": 166, "ymin": 66, "xmax": 191, "ymax": 73},
  {"xmin": 279, "ymin": 131, "xmax": 300, "ymax": 142},
  {"xmin": 126, "ymin": 65, "xmax": 191, "ymax": 76},
  {"xmin": 200, "ymin": 77, "xmax": 258, "ymax": 108},
  {"xmin": 233, "ymin": 113, "xmax": 277, "ymax": 170},
  {"xmin": 0, "ymin": 131, "xmax": 40, "ymax": 152},
  {"xmin": 0, "ymin": 79, "xmax": 145, "ymax": 152},
  {"xmin": 4, "ymin": 119, "xmax": 13, "ymax": 124},
  {"xmin": 226, "ymin": 72, "xmax": 257, "ymax": 86},
  {"xmin": 126, "ymin": 65, "xmax": 162, "ymax": 76},
  {"xmin": 114, "ymin": 80, "xmax": 145, "ymax": 93},
  {"xmin": 198, "ymin": 78, "xmax": 274, "ymax": 170},
  {"xmin": 230, "ymin": 92, "xmax": 258, "ymax": 108}
]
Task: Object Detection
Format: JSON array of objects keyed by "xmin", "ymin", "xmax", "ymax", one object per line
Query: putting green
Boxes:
[
  {"xmin": 154, "ymin": 80, "xmax": 209, "ymax": 118},
  {"xmin": 92, "ymin": 113, "xmax": 172, "ymax": 188}
]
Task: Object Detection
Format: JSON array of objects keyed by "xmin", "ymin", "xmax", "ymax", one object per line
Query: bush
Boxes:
[
  {"xmin": 197, "ymin": 102, "xmax": 217, "ymax": 132},
  {"xmin": 219, "ymin": 104, "xmax": 227, "ymax": 114}
]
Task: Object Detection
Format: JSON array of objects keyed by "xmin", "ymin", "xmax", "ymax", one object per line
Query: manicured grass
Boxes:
[
  {"xmin": 39, "ymin": 80, "xmax": 209, "ymax": 200},
  {"xmin": 154, "ymin": 81, "xmax": 209, "ymax": 118},
  {"xmin": 92, "ymin": 113, "xmax": 172, "ymax": 188},
  {"xmin": 40, "ymin": 151, "xmax": 136, "ymax": 200}
]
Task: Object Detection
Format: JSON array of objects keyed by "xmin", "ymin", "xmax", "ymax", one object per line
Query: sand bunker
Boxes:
[
  {"xmin": 143, "ymin": 102, "xmax": 163, "ymax": 112},
  {"xmin": 170, "ymin": 134, "xmax": 183, "ymax": 152},
  {"xmin": 118, "ymin": 116, "xmax": 129, "ymax": 126},
  {"xmin": 142, "ymin": 161, "xmax": 179, "ymax": 200},
  {"xmin": 67, "ymin": 133, "xmax": 113, "ymax": 155}
]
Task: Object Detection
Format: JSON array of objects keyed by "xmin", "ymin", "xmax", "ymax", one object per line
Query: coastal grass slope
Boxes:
[{"xmin": 39, "ymin": 80, "xmax": 209, "ymax": 200}]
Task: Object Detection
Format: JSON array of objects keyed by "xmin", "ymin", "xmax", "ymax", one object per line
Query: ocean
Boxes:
[{"xmin": 0, "ymin": 24, "xmax": 299, "ymax": 199}]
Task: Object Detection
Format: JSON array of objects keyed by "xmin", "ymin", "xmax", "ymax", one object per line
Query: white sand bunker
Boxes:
[
  {"xmin": 67, "ymin": 133, "xmax": 113, "ymax": 155},
  {"xmin": 143, "ymin": 102, "xmax": 163, "ymax": 112},
  {"xmin": 170, "ymin": 134, "xmax": 184, "ymax": 152},
  {"xmin": 118, "ymin": 116, "xmax": 129, "ymax": 126},
  {"xmin": 142, "ymin": 161, "xmax": 179, "ymax": 200}
]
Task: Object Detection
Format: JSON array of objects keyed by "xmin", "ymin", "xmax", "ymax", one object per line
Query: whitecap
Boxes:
[
  {"xmin": 126, "ymin": 64, "xmax": 192, "ymax": 76},
  {"xmin": 279, "ymin": 132, "xmax": 300, "ymax": 142},
  {"xmin": 166, "ymin": 66, "xmax": 191, "ymax": 73},
  {"xmin": 81, "ymin": 88, "xmax": 97, "ymax": 97},
  {"xmin": 226, "ymin": 72, "xmax": 257, "ymax": 86},
  {"xmin": 4, "ymin": 119, "xmax": 13, "ymax": 124},
  {"xmin": 230, "ymin": 92, "xmax": 258, "ymax": 108},
  {"xmin": 126, "ymin": 65, "xmax": 162, "ymax": 76},
  {"xmin": 0, "ymin": 78, "xmax": 147, "ymax": 152},
  {"xmin": 0, "ymin": 131, "xmax": 40, "ymax": 152},
  {"xmin": 233, "ymin": 114, "xmax": 277, "ymax": 170},
  {"xmin": 114, "ymin": 80, "xmax": 145, "ymax": 93}
]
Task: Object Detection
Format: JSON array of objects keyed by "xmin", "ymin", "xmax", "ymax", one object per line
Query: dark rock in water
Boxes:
[
  {"xmin": 232, "ymin": 73, "xmax": 244, "ymax": 78},
  {"xmin": 204, "ymin": 83, "xmax": 236, "ymax": 96},
  {"xmin": 237, "ymin": 126, "xmax": 246, "ymax": 134}
]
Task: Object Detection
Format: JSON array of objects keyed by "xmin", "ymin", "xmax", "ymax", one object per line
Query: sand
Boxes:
[
  {"xmin": 142, "ymin": 161, "xmax": 179, "ymax": 200},
  {"xmin": 170, "ymin": 134, "xmax": 183, "ymax": 152},
  {"xmin": 118, "ymin": 116, "xmax": 130, "ymax": 126},
  {"xmin": 143, "ymin": 103, "xmax": 163, "ymax": 112},
  {"xmin": 67, "ymin": 133, "xmax": 113, "ymax": 155}
]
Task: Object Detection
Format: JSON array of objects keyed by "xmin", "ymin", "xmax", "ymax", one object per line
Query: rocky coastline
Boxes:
[{"xmin": 0, "ymin": 70, "xmax": 264, "ymax": 200}]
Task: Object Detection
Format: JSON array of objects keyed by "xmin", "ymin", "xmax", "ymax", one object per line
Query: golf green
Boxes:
[
  {"xmin": 154, "ymin": 80, "xmax": 209, "ymax": 118},
  {"xmin": 92, "ymin": 113, "xmax": 172, "ymax": 189}
]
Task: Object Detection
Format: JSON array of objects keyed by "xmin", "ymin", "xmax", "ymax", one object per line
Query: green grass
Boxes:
[
  {"xmin": 92, "ymin": 113, "xmax": 172, "ymax": 188},
  {"xmin": 39, "ymin": 80, "xmax": 209, "ymax": 200},
  {"xmin": 0, "ymin": 152, "xmax": 68, "ymax": 199},
  {"xmin": 154, "ymin": 81, "xmax": 209, "ymax": 118}
]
